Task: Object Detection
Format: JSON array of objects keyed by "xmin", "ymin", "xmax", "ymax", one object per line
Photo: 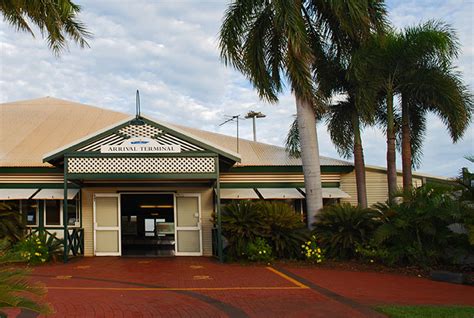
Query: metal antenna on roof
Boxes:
[
  {"xmin": 219, "ymin": 115, "xmax": 240, "ymax": 153},
  {"xmin": 136, "ymin": 90, "xmax": 141, "ymax": 118},
  {"xmin": 130, "ymin": 89, "xmax": 145, "ymax": 125}
]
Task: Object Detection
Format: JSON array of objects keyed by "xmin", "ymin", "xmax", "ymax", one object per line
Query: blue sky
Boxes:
[{"xmin": 0, "ymin": 0, "xmax": 472, "ymax": 177}]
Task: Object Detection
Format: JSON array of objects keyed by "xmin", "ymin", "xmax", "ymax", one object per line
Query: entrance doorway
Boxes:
[{"xmin": 121, "ymin": 193, "xmax": 175, "ymax": 256}]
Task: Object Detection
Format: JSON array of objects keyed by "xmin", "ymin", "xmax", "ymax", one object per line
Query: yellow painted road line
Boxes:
[
  {"xmin": 45, "ymin": 286, "xmax": 306, "ymax": 292},
  {"xmin": 266, "ymin": 267, "xmax": 309, "ymax": 289}
]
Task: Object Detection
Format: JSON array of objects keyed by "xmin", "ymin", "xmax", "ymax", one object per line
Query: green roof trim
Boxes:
[
  {"xmin": 220, "ymin": 182, "xmax": 340, "ymax": 188},
  {"xmin": 227, "ymin": 165, "xmax": 354, "ymax": 173},
  {"xmin": 0, "ymin": 183, "xmax": 80, "ymax": 189}
]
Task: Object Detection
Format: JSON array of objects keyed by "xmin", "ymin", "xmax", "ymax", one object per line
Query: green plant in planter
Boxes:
[
  {"xmin": 246, "ymin": 237, "xmax": 273, "ymax": 262},
  {"xmin": 313, "ymin": 203, "xmax": 381, "ymax": 259},
  {"xmin": 257, "ymin": 201, "xmax": 309, "ymax": 259},
  {"xmin": 12, "ymin": 232, "xmax": 63, "ymax": 265}
]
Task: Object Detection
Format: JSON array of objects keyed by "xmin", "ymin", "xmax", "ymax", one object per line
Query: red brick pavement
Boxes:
[
  {"xmin": 283, "ymin": 265, "xmax": 474, "ymax": 306},
  {"xmin": 5, "ymin": 257, "xmax": 473, "ymax": 317}
]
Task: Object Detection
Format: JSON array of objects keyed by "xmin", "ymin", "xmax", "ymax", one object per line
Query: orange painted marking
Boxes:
[
  {"xmin": 46, "ymin": 286, "xmax": 305, "ymax": 291},
  {"xmin": 266, "ymin": 267, "xmax": 309, "ymax": 289}
]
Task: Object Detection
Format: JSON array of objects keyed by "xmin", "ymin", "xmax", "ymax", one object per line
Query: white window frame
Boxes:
[{"xmin": 44, "ymin": 199, "xmax": 80, "ymax": 227}]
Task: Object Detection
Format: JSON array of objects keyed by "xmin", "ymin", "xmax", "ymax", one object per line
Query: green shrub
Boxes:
[
  {"xmin": 0, "ymin": 202, "xmax": 25, "ymax": 248},
  {"xmin": 12, "ymin": 232, "xmax": 63, "ymax": 265},
  {"xmin": 313, "ymin": 203, "xmax": 381, "ymax": 259},
  {"xmin": 372, "ymin": 185, "xmax": 471, "ymax": 267},
  {"xmin": 257, "ymin": 201, "xmax": 309, "ymax": 259},
  {"xmin": 220, "ymin": 201, "xmax": 264, "ymax": 258},
  {"xmin": 219, "ymin": 200, "xmax": 309, "ymax": 260},
  {"xmin": 301, "ymin": 235, "xmax": 325, "ymax": 263},
  {"xmin": 245, "ymin": 237, "xmax": 273, "ymax": 262}
]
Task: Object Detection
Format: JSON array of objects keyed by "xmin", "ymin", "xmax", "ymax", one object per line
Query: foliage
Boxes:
[
  {"xmin": 0, "ymin": 255, "xmax": 52, "ymax": 316},
  {"xmin": 245, "ymin": 237, "xmax": 273, "ymax": 263},
  {"xmin": 219, "ymin": 201, "xmax": 309, "ymax": 260},
  {"xmin": 1, "ymin": 0, "xmax": 91, "ymax": 54},
  {"xmin": 301, "ymin": 235, "xmax": 324, "ymax": 264},
  {"xmin": 313, "ymin": 203, "xmax": 381, "ymax": 259},
  {"xmin": 258, "ymin": 201, "xmax": 309, "ymax": 259},
  {"xmin": 0, "ymin": 202, "xmax": 25, "ymax": 248},
  {"xmin": 375, "ymin": 305, "xmax": 474, "ymax": 318},
  {"xmin": 11, "ymin": 232, "xmax": 63, "ymax": 265},
  {"xmin": 371, "ymin": 185, "xmax": 471, "ymax": 266},
  {"xmin": 355, "ymin": 241, "xmax": 391, "ymax": 264},
  {"xmin": 220, "ymin": 201, "xmax": 265, "ymax": 258}
]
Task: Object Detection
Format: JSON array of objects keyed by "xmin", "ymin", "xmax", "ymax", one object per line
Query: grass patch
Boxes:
[{"xmin": 375, "ymin": 305, "xmax": 474, "ymax": 318}]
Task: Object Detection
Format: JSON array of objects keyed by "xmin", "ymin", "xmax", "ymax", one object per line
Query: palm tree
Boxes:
[
  {"xmin": 352, "ymin": 21, "xmax": 470, "ymax": 199},
  {"xmin": 0, "ymin": 0, "xmax": 91, "ymax": 54},
  {"xmin": 397, "ymin": 22, "xmax": 472, "ymax": 189},
  {"xmin": 219, "ymin": 0, "xmax": 386, "ymax": 227}
]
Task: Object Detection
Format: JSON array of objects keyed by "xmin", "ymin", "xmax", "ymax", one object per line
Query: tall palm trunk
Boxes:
[
  {"xmin": 296, "ymin": 95, "xmax": 323, "ymax": 229},
  {"xmin": 386, "ymin": 88, "xmax": 398, "ymax": 201},
  {"xmin": 401, "ymin": 96, "xmax": 412, "ymax": 191},
  {"xmin": 352, "ymin": 113, "xmax": 368, "ymax": 208}
]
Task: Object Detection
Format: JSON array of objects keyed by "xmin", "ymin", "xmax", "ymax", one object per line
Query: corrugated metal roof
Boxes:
[{"xmin": 0, "ymin": 97, "xmax": 352, "ymax": 168}]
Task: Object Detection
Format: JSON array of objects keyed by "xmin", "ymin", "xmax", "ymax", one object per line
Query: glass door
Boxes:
[
  {"xmin": 94, "ymin": 194, "xmax": 121, "ymax": 256},
  {"xmin": 174, "ymin": 194, "xmax": 202, "ymax": 256}
]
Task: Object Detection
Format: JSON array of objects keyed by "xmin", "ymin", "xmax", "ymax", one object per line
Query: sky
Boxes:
[{"xmin": 0, "ymin": 0, "xmax": 472, "ymax": 177}]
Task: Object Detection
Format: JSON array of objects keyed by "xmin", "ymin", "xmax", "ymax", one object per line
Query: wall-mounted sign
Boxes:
[{"xmin": 100, "ymin": 137, "xmax": 181, "ymax": 154}]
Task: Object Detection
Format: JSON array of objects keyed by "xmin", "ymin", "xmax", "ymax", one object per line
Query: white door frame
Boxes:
[
  {"xmin": 174, "ymin": 193, "xmax": 203, "ymax": 256},
  {"xmin": 93, "ymin": 193, "xmax": 121, "ymax": 256}
]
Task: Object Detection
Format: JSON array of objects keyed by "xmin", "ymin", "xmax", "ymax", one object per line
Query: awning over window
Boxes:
[
  {"xmin": 220, "ymin": 188, "xmax": 259, "ymax": 199},
  {"xmin": 257, "ymin": 188, "xmax": 305, "ymax": 199},
  {"xmin": 0, "ymin": 189, "xmax": 38, "ymax": 200},
  {"xmin": 32, "ymin": 189, "xmax": 80, "ymax": 200},
  {"xmin": 301, "ymin": 188, "xmax": 351, "ymax": 199}
]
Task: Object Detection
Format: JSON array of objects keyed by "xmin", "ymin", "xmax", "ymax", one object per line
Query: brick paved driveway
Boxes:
[{"xmin": 6, "ymin": 257, "xmax": 474, "ymax": 317}]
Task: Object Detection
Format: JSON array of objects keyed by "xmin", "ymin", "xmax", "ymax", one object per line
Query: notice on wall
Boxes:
[{"xmin": 145, "ymin": 219, "xmax": 155, "ymax": 232}]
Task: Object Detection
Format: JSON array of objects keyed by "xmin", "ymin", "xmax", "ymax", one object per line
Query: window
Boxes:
[
  {"xmin": 22, "ymin": 200, "xmax": 38, "ymax": 226},
  {"xmin": 66, "ymin": 199, "xmax": 79, "ymax": 226},
  {"xmin": 44, "ymin": 199, "xmax": 80, "ymax": 227},
  {"xmin": 45, "ymin": 200, "xmax": 61, "ymax": 226}
]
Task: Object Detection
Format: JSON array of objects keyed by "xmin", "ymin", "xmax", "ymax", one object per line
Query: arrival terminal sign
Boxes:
[{"xmin": 100, "ymin": 137, "xmax": 181, "ymax": 154}]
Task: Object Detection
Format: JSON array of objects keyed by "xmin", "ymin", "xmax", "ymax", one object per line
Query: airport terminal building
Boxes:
[{"xmin": 0, "ymin": 97, "xmax": 441, "ymax": 259}]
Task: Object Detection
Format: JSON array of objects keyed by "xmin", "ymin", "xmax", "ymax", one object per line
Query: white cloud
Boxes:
[{"xmin": 0, "ymin": 0, "xmax": 472, "ymax": 177}]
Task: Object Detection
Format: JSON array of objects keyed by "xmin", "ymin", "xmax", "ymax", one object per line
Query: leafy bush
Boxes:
[
  {"xmin": 372, "ymin": 185, "xmax": 471, "ymax": 267},
  {"xmin": 301, "ymin": 235, "xmax": 325, "ymax": 263},
  {"xmin": 257, "ymin": 201, "xmax": 309, "ymax": 259},
  {"xmin": 245, "ymin": 237, "xmax": 273, "ymax": 262},
  {"xmin": 219, "ymin": 200, "xmax": 309, "ymax": 260},
  {"xmin": 313, "ymin": 203, "xmax": 381, "ymax": 259},
  {"xmin": 12, "ymin": 232, "xmax": 63, "ymax": 265},
  {"xmin": 220, "ymin": 201, "xmax": 264, "ymax": 258},
  {"xmin": 0, "ymin": 202, "xmax": 25, "ymax": 248}
]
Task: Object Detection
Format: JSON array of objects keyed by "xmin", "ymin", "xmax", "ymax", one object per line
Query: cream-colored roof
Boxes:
[{"xmin": 0, "ymin": 97, "xmax": 351, "ymax": 167}]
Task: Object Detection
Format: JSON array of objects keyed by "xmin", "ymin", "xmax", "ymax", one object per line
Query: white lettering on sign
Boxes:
[{"xmin": 100, "ymin": 137, "xmax": 181, "ymax": 153}]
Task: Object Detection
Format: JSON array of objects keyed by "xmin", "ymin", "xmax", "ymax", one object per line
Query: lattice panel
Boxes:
[
  {"xmin": 77, "ymin": 134, "xmax": 126, "ymax": 152},
  {"xmin": 118, "ymin": 124, "xmax": 162, "ymax": 138},
  {"xmin": 67, "ymin": 157, "xmax": 215, "ymax": 174}
]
